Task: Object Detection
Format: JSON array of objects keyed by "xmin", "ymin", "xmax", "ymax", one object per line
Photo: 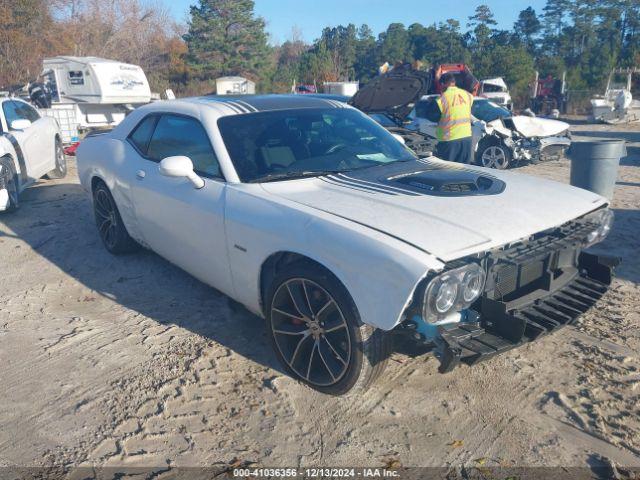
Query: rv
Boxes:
[
  {"xmin": 215, "ymin": 77, "xmax": 256, "ymax": 95},
  {"xmin": 323, "ymin": 82, "xmax": 359, "ymax": 97},
  {"xmin": 38, "ymin": 56, "xmax": 152, "ymax": 143}
]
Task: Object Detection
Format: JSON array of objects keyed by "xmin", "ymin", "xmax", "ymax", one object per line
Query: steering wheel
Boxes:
[{"xmin": 325, "ymin": 143, "xmax": 348, "ymax": 155}]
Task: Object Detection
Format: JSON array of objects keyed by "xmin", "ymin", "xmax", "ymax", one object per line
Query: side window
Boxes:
[
  {"xmin": 147, "ymin": 115, "xmax": 221, "ymax": 178},
  {"xmin": 68, "ymin": 70, "xmax": 84, "ymax": 86},
  {"xmin": 2, "ymin": 101, "xmax": 21, "ymax": 127},
  {"xmin": 128, "ymin": 115, "xmax": 158, "ymax": 155},
  {"xmin": 13, "ymin": 101, "xmax": 40, "ymax": 122}
]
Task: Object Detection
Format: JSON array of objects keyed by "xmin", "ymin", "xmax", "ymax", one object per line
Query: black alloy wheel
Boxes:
[
  {"xmin": 92, "ymin": 182, "xmax": 139, "ymax": 254},
  {"xmin": 270, "ymin": 277, "xmax": 352, "ymax": 386},
  {"xmin": 0, "ymin": 158, "xmax": 19, "ymax": 212},
  {"xmin": 266, "ymin": 263, "xmax": 390, "ymax": 395}
]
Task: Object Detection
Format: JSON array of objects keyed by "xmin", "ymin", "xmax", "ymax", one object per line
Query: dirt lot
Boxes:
[{"xmin": 0, "ymin": 119, "xmax": 639, "ymax": 474}]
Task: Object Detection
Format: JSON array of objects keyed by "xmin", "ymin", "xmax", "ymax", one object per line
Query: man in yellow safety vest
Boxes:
[{"xmin": 435, "ymin": 73, "xmax": 474, "ymax": 164}]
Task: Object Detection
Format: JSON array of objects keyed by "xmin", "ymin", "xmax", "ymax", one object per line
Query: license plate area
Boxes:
[{"xmin": 485, "ymin": 248, "xmax": 580, "ymax": 309}]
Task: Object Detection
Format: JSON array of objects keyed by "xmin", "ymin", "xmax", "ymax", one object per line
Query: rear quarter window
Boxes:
[{"xmin": 128, "ymin": 115, "xmax": 158, "ymax": 155}]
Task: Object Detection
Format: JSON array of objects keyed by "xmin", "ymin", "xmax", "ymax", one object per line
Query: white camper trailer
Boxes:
[
  {"xmin": 323, "ymin": 81, "xmax": 359, "ymax": 97},
  {"xmin": 39, "ymin": 56, "xmax": 152, "ymax": 143},
  {"xmin": 215, "ymin": 76, "xmax": 256, "ymax": 95}
]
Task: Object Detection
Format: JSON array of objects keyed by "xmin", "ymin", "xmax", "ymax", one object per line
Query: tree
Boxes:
[
  {"xmin": 184, "ymin": 0, "xmax": 271, "ymax": 83},
  {"xmin": 0, "ymin": 0, "xmax": 54, "ymax": 86},
  {"xmin": 378, "ymin": 23, "xmax": 410, "ymax": 64},
  {"xmin": 317, "ymin": 24, "xmax": 358, "ymax": 80},
  {"xmin": 467, "ymin": 4, "xmax": 497, "ymax": 29},
  {"xmin": 542, "ymin": 0, "xmax": 572, "ymax": 54},
  {"xmin": 271, "ymin": 27, "xmax": 308, "ymax": 92},
  {"xmin": 514, "ymin": 7, "xmax": 541, "ymax": 53},
  {"xmin": 353, "ymin": 24, "xmax": 378, "ymax": 82},
  {"xmin": 298, "ymin": 43, "xmax": 337, "ymax": 83},
  {"xmin": 467, "ymin": 5, "xmax": 497, "ymax": 57}
]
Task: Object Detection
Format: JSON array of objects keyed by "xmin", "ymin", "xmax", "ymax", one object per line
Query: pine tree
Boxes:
[
  {"xmin": 183, "ymin": 0, "xmax": 271, "ymax": 82},
  {"xmin": 514, "ymin": 7, "xmax": 541, "ymax": 53},
  {"xmin": 542, "ymin": 0, "xmax": 572, "ymax": 55},
  {"xmin": 378, "ymin": 23, "xmax": 410, "ymax": 64}
]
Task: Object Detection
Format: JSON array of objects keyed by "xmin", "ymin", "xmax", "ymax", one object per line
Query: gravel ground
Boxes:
[{"xmin": 0, "ymin": 119, "xmax": 638, "ymax": 475}]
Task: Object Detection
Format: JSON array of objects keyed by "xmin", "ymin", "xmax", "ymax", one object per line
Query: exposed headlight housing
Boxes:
[
  {"xmin": 422, "ymin": 263, "xmax": 486, "ymax": 323},
  {"xmin": 585, "ymin": 209, "xmax": 614, "ymax": 247}
]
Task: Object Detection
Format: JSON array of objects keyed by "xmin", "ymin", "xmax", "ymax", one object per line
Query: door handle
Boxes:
[{"xmin": 136, "ymin": 170, "xmax": 146, "ymax": 179}]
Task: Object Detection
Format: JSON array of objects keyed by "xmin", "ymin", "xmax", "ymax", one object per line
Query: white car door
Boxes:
[
  {"xmin": 125, "ymin": 113, "xmax": 235, "ymax": 296},
  {"xmin": 2, "ymin": 100, "xmax": 54, "ymax": 180}
]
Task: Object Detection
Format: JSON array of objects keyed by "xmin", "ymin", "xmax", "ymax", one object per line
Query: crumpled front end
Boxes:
[
  {"xmin": 498, "ymin": 116, "xmax": 572, "ymax": 163},
  {"xmin": 397, "ymin": 209, "xmax": 619, "ymax": 373},
  {"xmin": 504, "ymin": 133, "xmax": 572, "ymax": 163}
]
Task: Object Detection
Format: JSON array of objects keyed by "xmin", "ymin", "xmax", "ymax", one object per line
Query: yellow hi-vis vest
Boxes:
[{"xmin": 436, "ymin": 86, "xmax": 474, "ymax": 141}]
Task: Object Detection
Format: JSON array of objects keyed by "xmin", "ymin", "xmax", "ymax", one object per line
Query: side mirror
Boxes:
[
  {"xmin": 391, "ymin": 133, "xmax": 406, "ymax": 145},
  {"xmin": 159, "ymin": 156, "xmax": 204, "ymax": 189},
  {"xmin": 10, "ymin": 119, "xmax": 31, "ymax": 130}
]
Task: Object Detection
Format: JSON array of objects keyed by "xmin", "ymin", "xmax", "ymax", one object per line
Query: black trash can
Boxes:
[{"xmin": 568, "ymin": 138, "xmax": 626, "ymax": 201}]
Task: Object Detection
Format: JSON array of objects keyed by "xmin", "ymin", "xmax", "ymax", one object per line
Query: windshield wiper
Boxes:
[{"xmin": 249, "ymin": 170, "xmax": 344, "ymax": 183}]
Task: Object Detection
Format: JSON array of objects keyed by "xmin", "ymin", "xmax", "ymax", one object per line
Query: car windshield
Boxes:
[
  {"xmin": 472, "ymin": 100, "xmax": 511, "ymax": 122},
  {"xmin": 368, "ymin": 113, "xmax": 397, "ymax": 127},
  {"xmin": 218, "ymin": 107, "xmax": 416, "ymax": 183},
  {"xmin": 482, "ymin": 84, "xmax": 506, "ymax": 93}
]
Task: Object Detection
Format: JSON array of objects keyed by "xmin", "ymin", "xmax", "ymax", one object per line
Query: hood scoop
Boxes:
[{"xmin": 383, "ymin": 169, "xmax": 506, "ymax": 197}]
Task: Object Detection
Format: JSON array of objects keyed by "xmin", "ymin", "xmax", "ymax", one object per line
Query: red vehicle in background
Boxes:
[{"xmin": 530, "ymin": 71, "xmax": 567, "ymax": 115}]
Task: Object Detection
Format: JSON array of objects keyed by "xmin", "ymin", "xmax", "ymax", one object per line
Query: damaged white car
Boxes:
[
  {"xmin": 414, "ymin": 96, "xmax": 572, "ymax": 169},
  {"xmin": 77, "ymin": 95, "xmax": 617, "ymax": 395},
  {"xmin": 0, "ymin": 97, "xmax": 66, "ymax": 211}
]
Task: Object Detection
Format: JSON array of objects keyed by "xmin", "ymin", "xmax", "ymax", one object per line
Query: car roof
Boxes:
[{"xmin": 182, "ymin": 94, "xmax": 347, "ymax": 114}]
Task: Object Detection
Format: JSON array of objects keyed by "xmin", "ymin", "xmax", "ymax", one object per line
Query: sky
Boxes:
[{"xmin": 164, "ymin": 0, "xmax": 548, "ymax": 44}]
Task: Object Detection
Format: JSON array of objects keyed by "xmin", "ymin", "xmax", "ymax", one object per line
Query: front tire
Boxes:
[
  {"xmin": 46, "ymin": 139, "xmax": 67, "ymax": 179},
  {"xmin": 266, "ymin": 263, "xmax": 390, "ymax": 395},
  {"xmin": 92, "ymin": 181, "xmax": 139, "ymax": 254},
  {"xmin": 477, "ymin": 140, "xmax": 512, "ymax": 169},
  {"xmin": 0, "ymin": 157, "xmax": 19, "ymax": 213}
]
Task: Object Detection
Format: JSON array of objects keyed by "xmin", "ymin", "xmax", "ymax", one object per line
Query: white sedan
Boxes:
[
  {"xmin": 412, "ymin": 97, "xmax": 571, "ymax": 169},
  {"xmin": 0, "ymin": 97, "xmax": 66, "ymax": 211},
  {"xmin": 77, "ymin": 95, "xmax": 617, "ymax": 395}
]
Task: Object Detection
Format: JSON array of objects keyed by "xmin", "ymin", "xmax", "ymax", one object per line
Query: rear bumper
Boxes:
[{"xmin": 437, "ymin": 252, "xmax": 619, "ymax": 373}]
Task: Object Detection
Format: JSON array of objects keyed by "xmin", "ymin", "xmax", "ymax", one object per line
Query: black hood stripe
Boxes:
[
  {"xmin": 327, "ymin": 175, "xmax": 405, "ymax": 195},
  {"xmin": 320, "ymin": 176, "xmax": 398, "ymax": 195},
  {"xmin": 335, "ymin": 172, "xmax": 421, "ymax": 196}
]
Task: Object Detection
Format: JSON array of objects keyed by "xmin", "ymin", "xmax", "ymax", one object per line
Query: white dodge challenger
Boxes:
[
  {"xmin": 0, "ymin": 97, "xmax": 66, "ymax": 211},
  {"xmin": 77, "ymin": 95, "xmax": 617, "ymax": 395}
]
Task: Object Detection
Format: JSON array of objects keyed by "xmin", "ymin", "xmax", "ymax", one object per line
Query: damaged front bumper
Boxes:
[
  {"xmin": 436, "ymin": 252, "xmax": 618, "ymax": 373},
  {"xmin": 508, "ymin": 135, "xmax": 571, "ymax": 163},
  {"xmin": 399, "ymin": 212, "xmax": 620, "ymax": 373}
]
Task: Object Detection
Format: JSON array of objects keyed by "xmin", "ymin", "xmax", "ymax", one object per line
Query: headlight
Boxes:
[
  {"xmin": 423, "ymin": 263, "xmax": 486, "ymax": 323},
  {"xmin": 585, "ymin": 209, "xmax": 614, "ymax": 247},
  {"xmin": 462, "ymin": 269, "xmax": 485, "ymax": 303},
  {"xmin": 434, "ymin": 281, "xmax": 458, "ymax": 313}
]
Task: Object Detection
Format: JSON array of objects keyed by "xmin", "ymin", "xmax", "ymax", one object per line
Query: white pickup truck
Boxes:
[{"xmin": 0, "ymin": 96, "xmax": 65, "ymax": 212}]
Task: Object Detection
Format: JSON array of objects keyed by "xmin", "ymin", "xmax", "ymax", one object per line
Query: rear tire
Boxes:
[
  {"xmin": 266, "ymin": 262, "xmax": 391, "ymax": 395},
  {"xmin": 92, "ymin": 181, "xmax": 139, "ymax": 254},
  {"xmin": 46, "ymin": 138, "xmax": 67, "ymax": 179},
  {"xmin": 0, "ymin": 157, "xmax": 19, "ymax": 213}
]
